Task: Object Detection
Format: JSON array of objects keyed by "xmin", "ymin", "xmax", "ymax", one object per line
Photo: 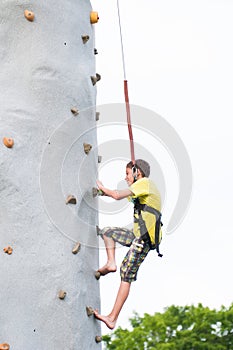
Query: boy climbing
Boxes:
[{"xmin": 94, "ymin": 159, "xmax": 163, "ymax": 330}]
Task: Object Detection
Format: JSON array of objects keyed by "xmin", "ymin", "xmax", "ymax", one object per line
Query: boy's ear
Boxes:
[{"xmin": 136, "ymin": 168, "xmax": 142, "ymax": 178}]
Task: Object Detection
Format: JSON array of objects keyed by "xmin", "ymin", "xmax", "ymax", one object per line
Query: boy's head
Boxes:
[{"xmin": 126, "ymin": 159, "xmax": 150, "ymax": 179}]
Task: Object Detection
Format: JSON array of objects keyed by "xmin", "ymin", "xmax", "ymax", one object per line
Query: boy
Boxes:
[{"xmin": 94, "ymin": 159, "xmax": 162, "ymax": 329}]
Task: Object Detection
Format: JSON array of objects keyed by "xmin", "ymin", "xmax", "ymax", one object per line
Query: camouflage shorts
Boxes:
[{"xmin": 101, "ymin": 227, "xmax": 151, "ymax": 283}]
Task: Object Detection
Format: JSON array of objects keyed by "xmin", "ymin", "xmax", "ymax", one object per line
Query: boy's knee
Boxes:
[
  {"xmin": 120, "ymin": 263, "xmax": 137, "ymax": 283},
  {"xmin": 101, "ymin": 227, "xmax": 114, "ymax": 238}
]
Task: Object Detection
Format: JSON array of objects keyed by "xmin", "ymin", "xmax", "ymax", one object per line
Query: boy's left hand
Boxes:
[{"xmin": 96, "ymin": 180, "xmax": 104, "ymax": 191}]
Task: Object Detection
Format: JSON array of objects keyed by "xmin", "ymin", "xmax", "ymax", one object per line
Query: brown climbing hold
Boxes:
[
  {"xmin": 95, "ymin": 271, "xmax": 101, "ymax": 280},
  {"xmin": 70, "ymin": 107, "xmax": 79, "ymax": 116},
  {"xmin": 98, "ymin": 155, "xmax": 102, "ymax": 163},
  {"xmin": 3, "ymin": 246, "xmax": 13, "ymax": 255},
  {"xmin": 91, "ymin": 73, "xmax": 101, "ymax": 86},
  {"xmin": 83, "ymin": 143, "xmax": 92, "ymax": 154},
  {"xmin": 95, "ymin": 336, "xmax": 102, "ymax": 343},
  {"xmin": 96, "ymin": 225, "xmax": 102, "ymax": 237},
  {"xmin": 90, "ymin": 11, "xmax": 99, "ymax": 24},
  {"xmin": 65, "ymin": 195, "xmax": 77, "ymax": 205},
  {"xmin": 92, "ymin": 187, "xmax": 98, "ymax": 197},
  {"xmin": 82, "ymin": 35, "xmax": 90, "ymax": 44},
  {"xmin": 24, "ymin": 9, "xmax": 35, "ymax": 22},
  {"xmin": 58, "ymin": 290, "xmax": 67, "ymax": 300},
  {"xmin": 91, "ymin": 76, "xmax": 97, "ymax": 86},
  {"xmin": 0, "ymin": 343, "xmax": 10, "ymax": 350},
  {"xmin": 96, "ymin": 112, "xmax": 100, "ymax": 121},
  {"xmin": 96, "ymin": 73, "xmax": 101, "ymax": 81},
  {"xmin": 92, "ymin": 187, "xmax": 104, "ymax": 197},
  {"xmin": 3, "ymin": 137, "xmax": 14, "ymax": 148},
  {"xmin": 72, "ymin": 242, "xmax": 81, "ymax": 254},
  {"xmin": 86, "ymin": 306, "xmax": 94, "ymax": 317}
]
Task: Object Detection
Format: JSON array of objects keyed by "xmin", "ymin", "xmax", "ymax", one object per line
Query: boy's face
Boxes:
[{"xmin": 125, "ymin": 167, "xmax": 134, "ymax": 186}]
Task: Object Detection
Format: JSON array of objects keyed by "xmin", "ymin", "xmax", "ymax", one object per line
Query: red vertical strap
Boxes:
[{"xmin": 124, "ymin": 80, "xmax": 135, "ymax": 164}]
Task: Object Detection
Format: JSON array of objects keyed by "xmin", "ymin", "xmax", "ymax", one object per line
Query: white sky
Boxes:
[{"xmin": 91, "ymin": 0, "xmax": 233, "ymax": 334}]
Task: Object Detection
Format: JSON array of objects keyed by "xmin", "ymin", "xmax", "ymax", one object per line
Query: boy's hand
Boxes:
[
  {"xmin": 96, "ymin": 180, "xmax": 105, "ymax": 192},
  {"xmin": 96, "ymin": 180, "xmax": 133, "ymax": 200}
]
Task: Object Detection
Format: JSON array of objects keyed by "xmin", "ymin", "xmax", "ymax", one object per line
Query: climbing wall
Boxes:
[{"xmin": 0, "ymin": 1, "xmax": 102, "ymax": 349}]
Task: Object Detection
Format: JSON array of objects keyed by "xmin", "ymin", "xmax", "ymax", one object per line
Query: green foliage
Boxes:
[{"xmin": 102, "ymin": 303, "xmax": 233, "ymax": 350}]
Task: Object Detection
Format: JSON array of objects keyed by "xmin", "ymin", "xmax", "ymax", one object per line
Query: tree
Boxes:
[{"xmin": 102, "ymin": 303, "xmax": 233, "ymax": 350}]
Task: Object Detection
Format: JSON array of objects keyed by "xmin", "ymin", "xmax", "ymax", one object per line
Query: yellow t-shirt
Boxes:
[{"xmin": 129, "ymin": 177, "xmax": 162, "ymax": 245}]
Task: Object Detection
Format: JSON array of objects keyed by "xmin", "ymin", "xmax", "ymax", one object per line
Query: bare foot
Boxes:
[
  {"xmin": 98, "ymin": 263, "xmax": 117, "ymax": 276},
  {"xmin": 94, "ymin": 309, "xmax": 116, "ymax": 330}
]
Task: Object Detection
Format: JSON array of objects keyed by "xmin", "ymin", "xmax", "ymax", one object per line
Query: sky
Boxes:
[{"xmin": 91, "ymin": 0, "xmax": 233, "ymax": 335}]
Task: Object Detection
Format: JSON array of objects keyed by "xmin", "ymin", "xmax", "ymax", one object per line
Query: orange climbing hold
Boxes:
[
  {"xmin": 90, "ymin": 11, "xmax": 99, "ymax": 24},
  {"xmin": 72, "ymin": 242, "xmax": 81, "ymax": 254},
  {"xmin": 3, "ymin": 246, "xmax": 13, "ymax": 255},
  {"xmin": 58, "ymin": 290, "xmax": 67, "ymax": 300},
  {"xmin": 0, "ymin": 343, "xmax": 10, "ymax": 350},
  {"xmin": 65, "ymin": 195, "xmax": 77, "ymax": 205},
  {"xmin": 83, "ymin": 143, "xmax": 92, "ymax": 154},
  {"xmin": 24, "ymin": 10, "xmax": 35, "ymax": 22},
  {"xmin": 3, "ymin": 137, "xmax": 14, "ymax": 148}
]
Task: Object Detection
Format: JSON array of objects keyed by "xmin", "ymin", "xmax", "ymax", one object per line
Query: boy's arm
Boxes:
[{"xmin": 97, "ymin": 180, "xmax": 133, "ymax": 200}]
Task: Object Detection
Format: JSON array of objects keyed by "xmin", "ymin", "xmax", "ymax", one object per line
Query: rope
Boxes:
[
  {"xmin": 117, "ymin": 0, "xmax": 135, "ymax": 164},
  {"xmin": 116, "ymin": 0, "xmax": 126, "ymax": 80},
  {"xmin": 124, "ymin": 81, "xmax": 135, "ymax": 163}
]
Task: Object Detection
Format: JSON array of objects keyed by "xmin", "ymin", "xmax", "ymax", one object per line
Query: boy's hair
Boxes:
[{"xmin": 126, "ymin": 159, "xmax": 150, "ymax": 178}]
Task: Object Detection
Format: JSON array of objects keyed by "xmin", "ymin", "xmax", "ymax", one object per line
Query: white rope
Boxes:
[{"xmin": 117, "ymin": 0, "xmax": 127, "ymax": 80}]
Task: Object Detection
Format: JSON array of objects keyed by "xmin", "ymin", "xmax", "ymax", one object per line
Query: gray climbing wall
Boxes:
[{"xmin": 0, "ymin": 1, "xmax": 102, "ymax": 349}]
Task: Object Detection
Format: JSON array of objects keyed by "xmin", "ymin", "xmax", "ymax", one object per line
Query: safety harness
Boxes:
[{"xmin": 133, "ymin": 198, "xmax": 163, "ymax": 257}]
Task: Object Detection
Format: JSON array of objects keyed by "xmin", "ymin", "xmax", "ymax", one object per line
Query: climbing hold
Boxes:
[
  {"xmin": 58, "ymin": 290, "xmax": 67, "ymax": 300},
  {"xmin": 81, "ymin": 35, "xmax": 90, "ymax": 44},
  {"xmin": 95, "ymin": 271, "xmax": 101, "ymax": 280},
  {"xmin": 95, "ymin": 336, "xmax": 102, "ymax": 343},
  {"xmin": 3, "ymin": 137, "xmax": 14, "ymax": 148},
  {"xmin": 65, "ymin": 195, "xmax": 77, "ymax": 205},
  {"xmin": 0, "ymin": 343, "xmax": 10, "ymax": 350},
  {"xmin": 92, "ymin": 187, "xmax": 104, "ymax": 197},
  {"xmin": 98, "ymin": 155, "xmax": 102, "ymax": 164},
  {"xmin": 90, "ymin": 11, "xmax": 99, "ymax": 24},
  {"xmin": 96, "ymin": 225, "xmax": 102, "ymax": 237},
  {"xmin": 70, "ymin": 107, "xmax": 79, "ymax": 116},
  {"xmin": 96, "ymin": 112, "xmax": 100, "ymax": 121},
  {"xmin": 3, "ymin": 246, "xmax": 13, "ymax": 255},
  {"xmin": 94, "ymin": 48, "xmax": 98, "ymax": 55},
  {"xmin": 91, "ymin": 76, "xmax": 97, "ymax": 86},
  {"xmin": 72, "ymin": 242, "xmax": 81, "ymax": 254},
  {"xmin": 92, "ymin": 188, "xmax": 98, "ymax": 197},
  {"xmin": 91, "ymin": 73, "xmax": 101, "ymax": 86},
  {"xmin": 83, "ymin": 143, "xmax": 92, "ymax": 155},
  {"xmin": 24, "ymin": 10, "xmax": 35, "ymax": 22},
  {"xmin": 86, "ymin": 306, "xmax": 94, "ymax": 317}
]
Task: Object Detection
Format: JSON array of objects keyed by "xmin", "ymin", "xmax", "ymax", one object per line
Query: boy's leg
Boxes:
[
  {"xmin": 97, "ymin": 234, "xmax": 117, "ymax": 275},
  {"xmin": 95, "ymin": 238, "xmax": 151, "ymax": 329},
  {"xmin": 98, "ymin": 227, "xmax": 135, "ymax": 276},
  {"xmin": 94, "ymin": 281, "xmax": 130, "ymax": 329}
]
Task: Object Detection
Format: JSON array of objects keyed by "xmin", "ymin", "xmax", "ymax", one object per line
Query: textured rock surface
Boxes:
[{"xmin": 0, "ymin": 1, "xmax": 101, "ymax": 349}]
